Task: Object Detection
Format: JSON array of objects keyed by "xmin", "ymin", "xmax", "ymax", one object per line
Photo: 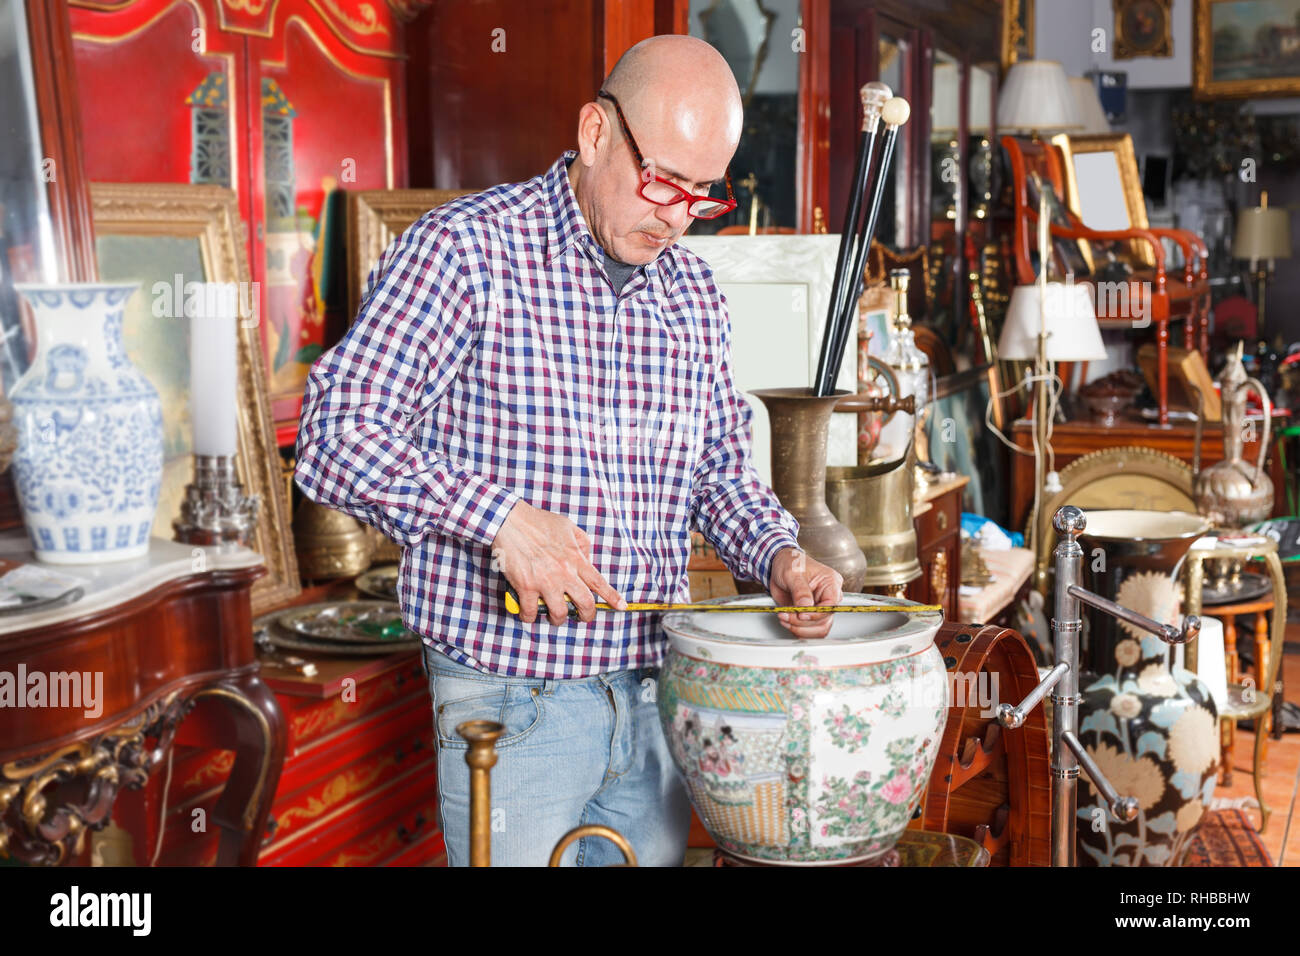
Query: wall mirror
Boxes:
[
  {"xmin": 0, "ymin": 0, "xmax": 58, "ymax": 394},
  {"xmin": 690, "ymin": 0, "xmax": 799, "ymax": 235}
]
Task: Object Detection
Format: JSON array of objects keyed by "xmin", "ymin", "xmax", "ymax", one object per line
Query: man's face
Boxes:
[{"xmin": 577, "ymin": 100, "xmax": 737, "ymax": 266}]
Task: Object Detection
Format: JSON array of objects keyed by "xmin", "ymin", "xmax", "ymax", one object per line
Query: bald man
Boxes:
[{"xmin": 295, "ymin": 35, "xmax": 843, "ymax": 866}]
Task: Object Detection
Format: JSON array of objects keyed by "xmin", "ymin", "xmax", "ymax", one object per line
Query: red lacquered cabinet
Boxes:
[
  {"xmin": 68, "ymin": 0, "xmax": 415, "ymax": 432},
  {"xmin": 114, "ymin": 650, "xmax": 446, "ymax": 866}
]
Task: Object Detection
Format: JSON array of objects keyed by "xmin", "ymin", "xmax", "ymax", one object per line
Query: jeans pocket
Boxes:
[{"xmin": 432, "ymin": 675, "xmax": 543, "ymax": 750}]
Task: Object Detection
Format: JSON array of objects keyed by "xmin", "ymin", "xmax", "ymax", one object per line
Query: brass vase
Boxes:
[
  {"xmin": 293, "ymin": 498, "xmax": 374, "ymax": 581},
  {"xmin": 738, "ymin": 388, "xmax": 867, "ymax": 593}
]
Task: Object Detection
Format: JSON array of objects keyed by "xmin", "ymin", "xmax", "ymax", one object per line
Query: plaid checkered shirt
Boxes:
[{"xmin": 295, "ymin": 152, "xmax": 800, "ymax": 678}]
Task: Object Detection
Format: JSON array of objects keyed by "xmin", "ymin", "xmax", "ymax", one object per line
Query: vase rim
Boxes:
[
  {"xmin": 13, "ymin": 281, "xmax": 140, "ymax": 295},
  {"xmin": 1078, "ymin": 509, "xmax": 1211, "ymax": 543}
]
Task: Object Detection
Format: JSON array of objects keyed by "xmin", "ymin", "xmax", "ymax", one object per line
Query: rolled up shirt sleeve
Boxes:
[
  {"xmin": 294, "ymin": 217, "xmax": 520, "ymax": 548},
  {"xmin": 688, "ymin": 295, "xmax": 800, "ymax": 587}
]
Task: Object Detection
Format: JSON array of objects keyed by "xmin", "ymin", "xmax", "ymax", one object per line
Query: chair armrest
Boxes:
[
  {"xmin": 1146, "ymin": 227, "xmax": 1210, "ymax": 282},
  {"xmin": 1030, "ymin": 208, "xmax": 1168, "ymax": 275}
]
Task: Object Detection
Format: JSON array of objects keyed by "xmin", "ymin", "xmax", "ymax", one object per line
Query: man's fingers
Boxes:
[
  {"xmin": 566, "ymin": 579, "xmax": 597, "ymax": 623},
  {"xmin": 582, "ymin": 565, "xmax": 627, "ymax": 612},
  {"xmin": 516, "ymin": 587, "xmax": 540, "ymax": 624},
  {"xmin": 540, "ymin": 586, "xmax": 572, "ymax": 626}
]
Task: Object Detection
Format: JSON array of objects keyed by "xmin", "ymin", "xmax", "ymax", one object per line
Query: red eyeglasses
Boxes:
[{"xmin": 596, "ymin": 90, "xmax": 737, "ymax": 220}]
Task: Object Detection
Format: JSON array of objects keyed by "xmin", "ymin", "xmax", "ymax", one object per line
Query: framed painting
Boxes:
[
  {"xmin": 1002, "ymin": 0, "xmax": 1035, "ymax": 72},
  {"xmin": 1114, "ymin": 0, "xmax": 1174, "ymax": 59},
  {"xmin": 347, "ymin": 188, "xmax": 477, "ymax": 322},
  {"xmin": 675, "ymin": 234, "xmax": 859, "ymax": 488},
  {"xmin": 1053, "ymin": 132, "xmax": 1157, "ymax": 270},
  {"xmin": 90, "ymin": 183, "xmax": 299, "ymax": 613},
  {"xmin": 1194, "ymin": 0, "xmax": 1300, "ymax": 98}
]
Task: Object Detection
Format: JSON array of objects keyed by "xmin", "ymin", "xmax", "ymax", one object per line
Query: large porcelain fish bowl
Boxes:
[{"xmin": 659, "ymin": 594, "xmax": 947, "ymax": 865}]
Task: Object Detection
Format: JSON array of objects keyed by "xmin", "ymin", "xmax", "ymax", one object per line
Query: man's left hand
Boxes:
[{"xmin": 768, "ymin": 547, "xmax": 843, "ymax": 639}]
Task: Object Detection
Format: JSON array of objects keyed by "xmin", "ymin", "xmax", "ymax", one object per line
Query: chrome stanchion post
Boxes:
[
  {"xmin": 1050, "ymin": 505, "xmax": 1086, "ymax": 868},
  {"xmin": 998, "ymin": 504, "xmax": 1190, "ymax": 865}
]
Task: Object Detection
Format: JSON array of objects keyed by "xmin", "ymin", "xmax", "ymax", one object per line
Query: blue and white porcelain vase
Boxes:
[
  {"xmin": 10, "ymin": 283, "xmax": 163, "ymax": 563},
  {"xmin": 1075, "ymin": 510, "xmax": 1218, "ymax": 867}
]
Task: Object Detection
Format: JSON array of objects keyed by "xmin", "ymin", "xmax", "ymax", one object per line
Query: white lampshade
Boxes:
[
  {"xmin": 998, "ymin": 282, "xmax": 1107, "ymax": 361},
  {"xmin": 997, "ymin": 60, "xmax": 1080, "ymax": 134},
  {"xmin": 1234, "ymin": 204, "xmax": 1292, "ymax": 265},
  {"xmin": 1068, "ymin": 77, "xmax": 1110, "ymax": 135}
]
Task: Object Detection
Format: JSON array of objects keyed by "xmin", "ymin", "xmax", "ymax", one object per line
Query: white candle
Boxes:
[{"xmin": 188, "ymin": 282, "xmax": 239, "ymax": 457}]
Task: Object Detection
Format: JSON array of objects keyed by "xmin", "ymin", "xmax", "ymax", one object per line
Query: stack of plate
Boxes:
[
  {"xmin": 355, "ymin": 564, "xmax": 400, "ymax": 601},
  {"xmin": 254, "ymin": 600, "xmax": 422, "ymax": 656}
]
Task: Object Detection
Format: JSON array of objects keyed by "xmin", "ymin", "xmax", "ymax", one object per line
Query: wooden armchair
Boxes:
[{"xmin": 1001, "ymin": 136, "xmax": 1210, "ymax": 424}]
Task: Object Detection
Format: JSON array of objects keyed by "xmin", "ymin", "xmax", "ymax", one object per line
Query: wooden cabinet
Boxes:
[
  {"xmin": 115, "ymin": 648, "xmax": 445, "ymax": 867},
  {"xmin": 1009, "ymin": 416, "xmax": 1285, "ymax": 534},
  {"xmin": 908, "ymin": 474, "xmax": 967, "ymax": 619},
  {"xmin": 68, "ymin": 0, "xmax": 415, "ymax": 434}
]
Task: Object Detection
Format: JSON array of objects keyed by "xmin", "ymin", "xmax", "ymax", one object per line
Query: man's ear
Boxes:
[{"xmin": 575, "ymin": 101, "xmax": 609, "ymax": 167}]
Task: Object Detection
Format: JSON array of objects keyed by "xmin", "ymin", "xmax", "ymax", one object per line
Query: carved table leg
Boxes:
[
  {"xmin": 1254, "ymin": 609, "xmax": 1271, "ymax": 762},
  {"xmin": 1157, "ymin": 318, "xmax": 1169, "ymax": 426},
  {"xmin": 1222, "ymin": 614, "xmax": 1238, "ymax": 786},
  {"xmin": 191, "ymin": 672, "xmax": 286, "ymax": 866}
]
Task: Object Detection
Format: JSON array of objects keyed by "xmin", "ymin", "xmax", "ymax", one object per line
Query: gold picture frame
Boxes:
[
  {"xmin": 1052, "ymin": 132, "xmax": 1156, "ymax": 271},
  {"xmin": 1194, "ymin": 0, "xmax": 1300, "ymax": 99},
  {"xmin": 1001, "ymin": 0, "xmax": 1035, "ymax": 72},
  {"xmin": 90, "ymin": 183, "xmax": 301, "ymax": 613},
  {"xmin": 1113, "ymin": 0, "xmax": 1173, "ymax": 59},
  {"xmin": 347, "ymin": 188, "xmax": 476, "ymax": 322},
  {"xmin": 1028, "ymin": 446, "xmax": 1194, "ymax": 591}
]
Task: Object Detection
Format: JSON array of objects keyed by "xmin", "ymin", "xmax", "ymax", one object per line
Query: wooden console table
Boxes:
[
  {"xmin": 0, "ymin": 535, "xmax": 284, "ymax": 866},
  {"xmin": 1009, "ymin": 415, "xmax": 1283, "ymax": 533}
]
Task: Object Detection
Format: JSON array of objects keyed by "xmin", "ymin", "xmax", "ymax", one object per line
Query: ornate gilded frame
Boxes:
[
  {"xmin": 1113, "ymin": 0, "xmax": 1173, "ymax": 59},
  {"xmin": 347, "ymin": 188, "xmax": 475, "ymax": 321},
  {"xmin": 1001, "ymin": 0, "xmax": 1035, "ymax": 72},
  {"xmin": 1052, "ymin": 132, "xmax": 1156, "ymax": 270},
  {"xmin": 1194, "ymin": 0, "xmax": 1300, "ymax": 99},
  {"xmin": 1029, "ymin": 446, "xmax": 1195, "ymax": 590},
  {"xmin": 90, "ymin": 183, "xmax": 300, "ymax": 613}
]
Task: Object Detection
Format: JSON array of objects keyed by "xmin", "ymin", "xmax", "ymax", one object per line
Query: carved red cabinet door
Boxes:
[{"xmin": 69, "ymin": 0, "xmax": 410, "ymax": 436}]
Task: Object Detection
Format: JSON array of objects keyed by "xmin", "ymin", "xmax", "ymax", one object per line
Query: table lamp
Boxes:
[
  {"xmin": 999, "ymin": 280, "xmax": 1106, "ymax": 561},
  {"xmin": 1234, "ymin": 191, "xmax": 1292, "ymax": 345},
  {"xmin": 997, "ymin": 60, "xmax": 1080, "ymax": 140},
  {"xmin": 1068, "ymin": 77, "xmax": 1111, "ymax": 135}
]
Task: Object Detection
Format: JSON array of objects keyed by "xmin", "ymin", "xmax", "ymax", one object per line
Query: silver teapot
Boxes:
[{"xmin": 1193, "ymin": 342, "xmax": 1273, "ymax": 529}]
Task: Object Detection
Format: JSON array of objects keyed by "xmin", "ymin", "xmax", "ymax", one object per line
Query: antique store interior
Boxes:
[{"xmin": 3, "ymin": 0, "xmax": 1300, "ymax": 869}]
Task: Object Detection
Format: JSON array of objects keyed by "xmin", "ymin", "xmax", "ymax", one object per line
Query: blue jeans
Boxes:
[{"xmin": 421, "ymin": 646, "xmax": 691, "ymax": 866}]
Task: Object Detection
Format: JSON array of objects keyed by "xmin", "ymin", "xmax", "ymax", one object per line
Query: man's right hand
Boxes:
[{"xmin": 491, "ymin": 502, "xmax": 627, "ymax": 625}]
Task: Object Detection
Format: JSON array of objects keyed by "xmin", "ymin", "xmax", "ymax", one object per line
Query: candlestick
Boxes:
[{"xmin": 189, "ymin": 283, "xmax": 238, "ymax": 457}]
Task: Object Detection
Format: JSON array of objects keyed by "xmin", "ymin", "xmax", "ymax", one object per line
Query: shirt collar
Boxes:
[{"xmin": 545, "ymin": 150, "xmax": 682, "ymax": 288}]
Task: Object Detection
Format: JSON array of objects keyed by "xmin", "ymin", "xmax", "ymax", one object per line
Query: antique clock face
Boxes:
[{"xmin": 1116, "ymin": 0, "xmax": 1171, "ymax": 58}]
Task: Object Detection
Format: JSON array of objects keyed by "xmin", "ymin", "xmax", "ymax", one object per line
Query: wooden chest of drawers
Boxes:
[
  {"xmin": 112, "ymin": 650, "xmax": 445, "ymax": 867},
  {"xmin": 907, "ymin": 475, "xmax": 968, "ymax": 619}
]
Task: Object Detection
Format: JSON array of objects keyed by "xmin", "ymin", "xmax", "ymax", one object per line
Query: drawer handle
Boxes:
[
  {"xmin": 936, "ymin": 510, "xmax": 948, "ymax": 530},
  {"xmin": 398, "ymin": 814, "xmax": 427, "ymax": 844}
]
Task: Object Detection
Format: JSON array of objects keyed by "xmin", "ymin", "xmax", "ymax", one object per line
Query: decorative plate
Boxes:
[
  {"xmin": 276, "ymin": 601, "xmax": 417, "ymax": 644},
  {"xmin": 253, "ymin": 617, "xmax": 421, "ymax": 656},
  {"xmin": 356, "ymin": 564, "xmax": 400, "ymax": 601}
]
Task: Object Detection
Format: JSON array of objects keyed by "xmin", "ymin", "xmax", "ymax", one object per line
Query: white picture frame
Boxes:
[{"xmin": 677, "ymin": 235, "xmax": 858, "ymax": 488}]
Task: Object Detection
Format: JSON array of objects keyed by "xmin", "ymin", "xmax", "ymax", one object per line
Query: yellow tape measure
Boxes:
[{"xmin": 503, "ymin": 589, "xmax": 939, "ymax": 617}]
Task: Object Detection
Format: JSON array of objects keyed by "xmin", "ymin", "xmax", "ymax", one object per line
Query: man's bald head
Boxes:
[{"xmin": 568, "ymin": 35, "xmax": 743, "ymax": 266}]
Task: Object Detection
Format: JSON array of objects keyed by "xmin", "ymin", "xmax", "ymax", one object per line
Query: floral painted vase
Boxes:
[
  {"xmin": 1075, "ymin": 510, "xmax": 1218, "ymax": 867},
  {"xmin": 659, "ymin": 594, "xmax": 947, "ymax": 865},
  {"xmin": 10, "ymin": 283, "xmax": 163, "ymax": 564}
]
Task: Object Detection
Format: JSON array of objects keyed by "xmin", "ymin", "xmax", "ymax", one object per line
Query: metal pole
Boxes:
[{"xmin": 1050, "ymin": 505, "xmax": 1085, "ymax": 868}]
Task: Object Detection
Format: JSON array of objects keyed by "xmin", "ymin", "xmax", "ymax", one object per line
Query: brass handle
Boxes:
[
  {"xmin": 1243, "ymin": 376, "xmax": 1272, "ymax": 487},
  {"xmin": 936, "ymin": 509, "xmax": 948, "ymax": 530},
  {"xmin": 548, "ymin": 825, "xmax": 638, "ymax": 867}
]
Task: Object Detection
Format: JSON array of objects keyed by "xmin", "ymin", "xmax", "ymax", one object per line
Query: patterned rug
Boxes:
[{"xmin": 1181, "ymin": 809, "xmax": 1273, "ymax": 867}]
